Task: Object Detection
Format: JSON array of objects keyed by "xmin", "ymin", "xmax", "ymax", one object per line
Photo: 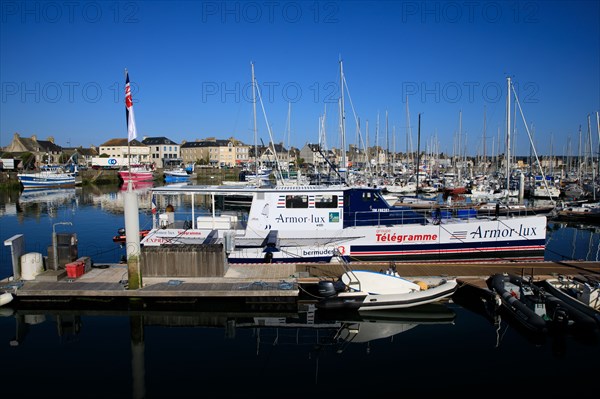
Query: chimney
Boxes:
[
  {"xmin": 47, "ymin": 136, "xmax": 55, "ymax": 143},
  {"xmin": 31, "ymin": 135, "xmax": 37, "ymax": 141}
]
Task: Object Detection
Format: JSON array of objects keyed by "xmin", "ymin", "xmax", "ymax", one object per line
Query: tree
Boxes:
[
  {"xmin": 19, "ymin": 152, "xmax": 35, "ymax": 169},
  {"xmin": 59, "ymin": 153, "xmax": 72, "ymax": 163}
]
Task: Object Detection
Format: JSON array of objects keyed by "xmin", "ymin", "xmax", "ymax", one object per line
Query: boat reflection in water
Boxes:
[
  {"xmin": 317, "ymin": 304, "xmax": 457, "ymax": 354},
  {"xmin": 1, "ymin": 297, "xmax": 599, "ymax": 397},
  {"xmin": 0, "ymin": 302, "xmax": 454, "ymax": 396},
  {"xmin": 17, "ymin": 187, "xmax": 78, "ymax": 216},
  {"xmin": 119, "ymin": 180, "xmax": 155, "ymax": 191},
  {"xmin": 2, "ymin": 302, "xmax": 456, "ymax": 350}
]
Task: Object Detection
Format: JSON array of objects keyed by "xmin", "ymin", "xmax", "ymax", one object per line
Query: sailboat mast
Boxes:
[
  {"xmin": 416, "ymin": 113, "xmax": 421, "ymax": 197},
  {"xmin": 458, "ymin": 110, "xmax": 462, "ymax": 182},
  {"xmin": 588, "ymin": 114, "xmax": 594, "ymax": 199},
  {"xmin": 366, "ymin": 119, "xmax": 370, "ymax": 177},
  {"xmin": 375, "ymin": 112, "xmax": 379, "ymax": 175},
  {"xmin": 385, "ymin": 110, "xmax": 389, "ymax": 176},
  {"xmin": 339, "ymin": 59, "xmax": 347, "ymax": 181},
  {"xmin": 392, "ymin": 125, "xmax": 396, "ymax": 174},
  {"xmin": 483, "ymin": 105, "xmax": 486, "ymax": 173},
  {"xmin": 506, "ymin": 77, "xmax": 511, "ymax": 198},
  {"xmin": 406, "ymin": 96, "xmax": 411, "ymax": 170},
  {"xmin": 587, "ymin": 114, "xmax": 592, "ymax": 173},
  {"xmin": 596, "ymin": 111, "xmax": 600, "ymax": 178},
  {"xmin": 578, "ymin": 124, "xmax": 582, "ymax": 182},
  {"xmin": 251, "ymin": 62, "xmax": 258, "ymax": 181},
  {"xmin": 288, "ymin": 102, "xmax": 291, "ymax": 169}
]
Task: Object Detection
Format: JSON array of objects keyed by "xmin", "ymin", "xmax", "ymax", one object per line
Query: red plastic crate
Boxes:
[{"xmin": 65, "ymin": 261, "xmax": 85, "ymax": 278}]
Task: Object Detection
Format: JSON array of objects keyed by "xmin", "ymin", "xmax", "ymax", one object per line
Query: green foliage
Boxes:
[{"xmin": 19, "ymin": 152, "xmax": 35, "ymax": 169}]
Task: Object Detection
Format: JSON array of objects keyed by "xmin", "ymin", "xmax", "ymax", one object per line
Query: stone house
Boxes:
[{"xmin": 3, "ymin": 133, "xmax": 63, "ymax": 169}]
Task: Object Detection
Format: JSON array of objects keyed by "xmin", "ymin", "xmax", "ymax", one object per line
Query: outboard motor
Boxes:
[
  {"xmin": 318, "ymin": 280, "xmax": 346, "ymax": 297},
  {"xmin": 318, "ymin": 281, "xmax": 337, "ymax": 297},
  {"xmin": 553, "ymin": 307, "xmax": 569, "ymax": 330}
]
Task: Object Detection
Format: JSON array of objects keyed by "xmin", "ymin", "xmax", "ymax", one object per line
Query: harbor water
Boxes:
[{"xmin": 1, "ymin": 185, "xmax": 599, "ymax": 397}]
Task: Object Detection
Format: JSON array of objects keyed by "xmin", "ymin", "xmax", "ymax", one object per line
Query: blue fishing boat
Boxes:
[
  {"xmin": 164, "ymin": 167, "xmax": 190, "ymax": 183},
  {"xmin": 17, "ymin": 169, "xmax": 76, "ymax": 189}
]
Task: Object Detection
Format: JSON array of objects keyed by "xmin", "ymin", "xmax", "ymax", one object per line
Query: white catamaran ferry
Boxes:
[{"xmin": 140, "ymin": 185, "xmax": 547, "ymax": 264}]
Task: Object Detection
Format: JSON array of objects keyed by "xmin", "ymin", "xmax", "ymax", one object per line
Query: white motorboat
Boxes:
[
  {"xmin": 315, "ymin": 269, "xmax": 458, "ymax": 311},
  {"xmin": 164, "ymin": 167, "xmax": 189, "ymax": 178}
]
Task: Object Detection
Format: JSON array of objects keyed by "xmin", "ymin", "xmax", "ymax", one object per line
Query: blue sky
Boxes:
[{"xmin": 1, "ymin": 0, "xmax": 599, "ymax": 157}]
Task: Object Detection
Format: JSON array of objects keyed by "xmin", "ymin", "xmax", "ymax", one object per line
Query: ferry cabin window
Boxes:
[
  {"xmin": 286, "ymin": 195, "xmax": 308, "ymax": 208},
  {"xmin": 362, "ymin": 191, "xmax": 381, "ymax": 204},
  {"xmin": 361, "ymin": 192, "xmax": 374, "ymax": 202},
  {"xmin": 315, "ymin": 194, "xmax": 338, "ymax": 208}
]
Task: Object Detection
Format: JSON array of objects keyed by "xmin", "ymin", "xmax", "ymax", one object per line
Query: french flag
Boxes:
[
  {"xmin": 151, "ymin": 196, "xmax": 157, "ymax": 214},
  {"xmin": 125, "ymin": 69, "xmax": 137, "ymax": 142}
]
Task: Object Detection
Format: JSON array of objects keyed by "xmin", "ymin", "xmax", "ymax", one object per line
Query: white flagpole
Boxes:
[
  {"xmin": 126, "ymin": 69, "xmax": 131, "ymax": 190},
  {"xmin": 123, "ymin": 67, "xmax": 142, "ymax": 289}
]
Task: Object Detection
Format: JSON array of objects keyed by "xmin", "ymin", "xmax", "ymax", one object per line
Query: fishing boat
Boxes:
[
  {"xmin": 315, "ymin": 270, "xmax": 458, "ymax": 311},
  {"xmin": 17, "ymin": 169, "xmax": 76, "ymax": 189},
  {"xmin": 118, "ymin": 164, "xmax": 154, "ymax": 183},
  {"xmin": 140, "ymin": 184, "xmax": 548, "ymax": 265},
  {"xmin": 486, "ymin": 273, "xmax": 598, "ymax": 334},
  {"xmin": 534, "ymin": 275, "xmax": 600, "ymax": 324},
  {"xmin": 164, "ymin": 167, "xmax": 189, "ymax": 179},
  {"xmin": 164, "ymin": 168, "xmax": 191, "ymax": 183}
]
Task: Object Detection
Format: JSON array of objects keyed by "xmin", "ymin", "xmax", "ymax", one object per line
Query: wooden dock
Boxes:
[{"xmin": 2, "ymin": 260, "xmax": 599, "ymax": 307}]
